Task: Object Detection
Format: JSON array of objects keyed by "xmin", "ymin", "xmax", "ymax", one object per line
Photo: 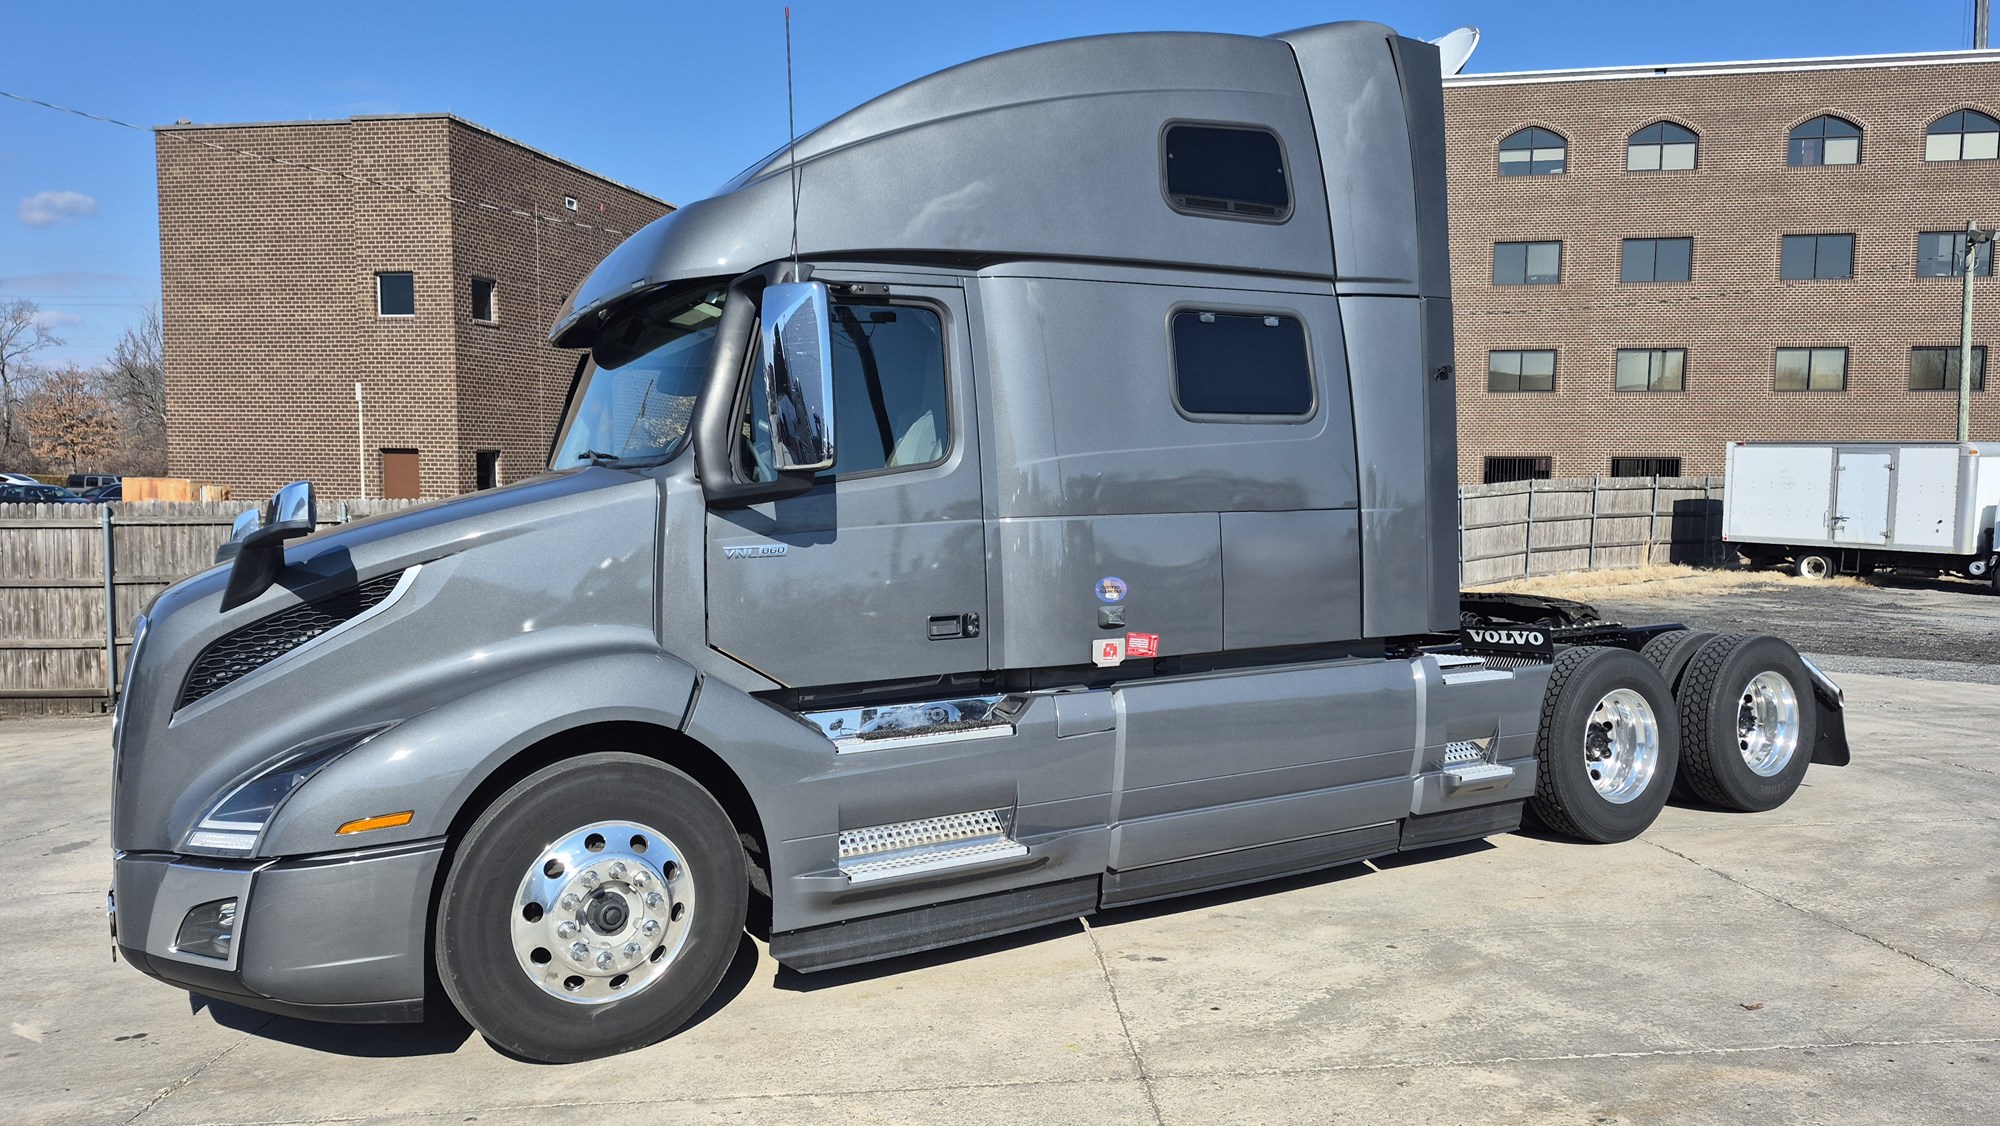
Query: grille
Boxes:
[{"xmin": 177, "ymin": 571, "xmax": 405, "ymax": 709}]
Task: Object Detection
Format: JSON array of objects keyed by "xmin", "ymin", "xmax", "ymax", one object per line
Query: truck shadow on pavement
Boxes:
[{"xmin": 193, "ymin": 933, "xmax": 765, "ymax": 1061}]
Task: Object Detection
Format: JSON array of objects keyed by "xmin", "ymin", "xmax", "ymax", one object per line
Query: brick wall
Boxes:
[
  {"xmin": 1446, "ymin": 55, "xmax": 2000, "ymax": 484},
  {"xmin": 158, "ymin": 115, "xmax": 672, "ymax": 500}
]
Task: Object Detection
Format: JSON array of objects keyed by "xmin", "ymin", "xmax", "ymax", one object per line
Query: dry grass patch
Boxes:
[{"xmin": 1469, "ymin": 563, "xmax": 1868, "ymax": 600}]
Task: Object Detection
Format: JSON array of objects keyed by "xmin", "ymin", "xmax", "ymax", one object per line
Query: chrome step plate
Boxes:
[
  {"xmin": 1445, "ymin": 761, "xmax": 1516, "ymax": 793},
  {"xmin": 837, "ymin": 808, "xmax": 1028, "ymax": 884}
]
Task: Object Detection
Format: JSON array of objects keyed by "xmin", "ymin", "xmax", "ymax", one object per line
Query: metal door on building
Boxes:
[
  {"xmin": 381, "ymin": 449, "xmax": 421, "ymax": 499},
  {"xmin": 1831, "ymin": 449, "xmax": 1891, "ymax": 544}
]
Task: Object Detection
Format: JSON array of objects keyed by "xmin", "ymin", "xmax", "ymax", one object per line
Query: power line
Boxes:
[{"xmin": 0, "ymin": 88, "xmax": 640, "ymax": 239}]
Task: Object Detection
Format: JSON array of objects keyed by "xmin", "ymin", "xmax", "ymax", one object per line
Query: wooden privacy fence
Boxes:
[
  {"xmin": 1460, "ymin": 476, "xmax": 1727, "ymax": 587},
  {"xmin": 1, "ymin": 481, "xmax": 1720, "ymax": 710},
  {"xmin": 0, "ymin": 500, "xmax": 416, "ymax": 713}
]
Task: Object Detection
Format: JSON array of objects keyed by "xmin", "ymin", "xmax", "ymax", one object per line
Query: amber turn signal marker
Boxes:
[{"xmin": 336, "ymin": 810, "xmax": 415, "ymax": 835}]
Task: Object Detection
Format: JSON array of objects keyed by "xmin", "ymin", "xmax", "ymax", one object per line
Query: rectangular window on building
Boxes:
[
  {"xmin": 1615, "ymin": 348, "xmax": 1686, "ymax": 392},
  {"xmin": 1609, "ymin": 457, "xmax": 1682, "ymax": 478},
  {"xmin": 1487, "ymin": 349, "xmax": 1556, "ymax": 392},
  {"xmin": 471, "ymin": 278, "xmax": 498, "ymax": 323},
  {"xmin": 381, "ymin": 448, "xmax": 421, "ymax": 499},
  {"xmin": 1779, "ymin": 234, "xmax": 1855, "ymax": 280},
  {"xmin": 376, "ymin": 271, "xmax": 415, "ymax": 317},
  {"xmin": 1911, "ymin": 346, "xmax": 1987, "ymax": 391},
  {"xmin": 1493, "ymin": 241, "xmax": 1562, "ymax": 285},
  {"xmin": 1483, "ymin": 456, "xmax": 1552, "ymax": 484},
  {"xmin": 1620, "ymin": 237, "xmax": 1692, "ymax": 282},
  {"xmin": 1774, "ymin": 347, "xmax": 1848, "ymax": 391},
  {"xmin": 1917, "ymin": 232, "xmax": 1995, "ymax": 278},
  {"xmin": 1170, "ymin": 310, "xmax": 1313, "ymax": 417},
  {"xmin": 476, "ymin": 450, "xmax": 501, "ymax": 490}
]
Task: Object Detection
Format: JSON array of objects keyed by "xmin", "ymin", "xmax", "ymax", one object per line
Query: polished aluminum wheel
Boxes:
[
  {"xmin": 1583, "ymin": 688, "xmax": 1660, "ymax": 805},
  {"xmin": 1737, "ymin": 671, "xmax": 1801, "ymax": 777},
  {"xmin": 510, "ymin": 820, "xmax": 695, "ymax": 1004}
]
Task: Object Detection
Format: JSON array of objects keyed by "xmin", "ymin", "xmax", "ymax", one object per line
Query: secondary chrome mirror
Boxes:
[
  {"xmin": 215, "ymin": 506, "xmax": 264, "ymax": 562},
  {"xmin": 261, "ymin": 479, "xmax": 317, "ymax": 536},
  {"xmin": 758, "ymin": 281, "xmax": 836, "ymax": 473}
]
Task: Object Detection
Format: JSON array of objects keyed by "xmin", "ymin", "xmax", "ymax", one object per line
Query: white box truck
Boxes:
[{"xmin": 1724, "ymin": 440, "xmax": 2000, "ymax": 585}]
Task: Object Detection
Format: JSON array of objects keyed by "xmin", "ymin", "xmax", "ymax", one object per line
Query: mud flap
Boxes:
[{"xmin": 1810, "ymin": 682, "xmax": 1851, "ymax": 766}]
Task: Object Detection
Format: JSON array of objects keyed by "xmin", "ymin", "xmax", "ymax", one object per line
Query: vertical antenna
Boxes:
[{"xmin": 784, "ymin": 6, "xmax": 802, "ymax": 280}]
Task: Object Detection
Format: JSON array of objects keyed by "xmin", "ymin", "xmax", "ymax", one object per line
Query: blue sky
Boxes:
[{"xmin": 0, "ymin": 0, "xmax": 1985, "ymax": 365}]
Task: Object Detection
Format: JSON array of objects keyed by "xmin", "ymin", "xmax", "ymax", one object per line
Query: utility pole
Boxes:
[
  {"xmin": 1980, "ymin": 0, "xmax": 1991, "ymax": 49},
  {"xmin": 355, "ymin": 382, "xmax": 368, "ymax": 500},
  {"xmin": 1960, "ymin": 222, "xmax": 1995, "ymax": 443}
]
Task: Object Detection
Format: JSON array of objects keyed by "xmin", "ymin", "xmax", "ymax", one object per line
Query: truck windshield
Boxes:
[{"xmin": 550, "ymin": 285, "xmax": 726, "ymax": 468}]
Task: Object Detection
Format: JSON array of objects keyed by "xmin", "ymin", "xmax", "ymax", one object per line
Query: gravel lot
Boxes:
[{"xmin": 1511, "ymin": 568, "xmax": 2000, "ymax": 684}]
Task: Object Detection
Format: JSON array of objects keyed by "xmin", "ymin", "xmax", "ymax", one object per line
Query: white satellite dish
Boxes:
[{"xmin": 1432, "ymin": 26, "xmax": 1481, "ymax": 75}]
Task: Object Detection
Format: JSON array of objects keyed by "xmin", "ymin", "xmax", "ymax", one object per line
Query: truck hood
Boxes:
[{"xmin": 112, "ymin": 466, "xmax": 664, "ymax": 853}]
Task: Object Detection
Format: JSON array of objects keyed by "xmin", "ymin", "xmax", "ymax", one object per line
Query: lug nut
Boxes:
[
  {"xmin": 556, "ymin": 921, "xmax": 577, "ymax": 939},
  {"xmin": 569, "ymin": 942, "xmax": 589, "ymax": 962},
  {"xmin": 645, "ymin": 891, "xmax": 665, "ymax": 909},
  {"xmin": 642, "ymin": 919, "xmax": 661, "ymax": 937},
  {"xmin": 581, "ymin": 870, "xmax": 599, "ymax": 886},
  {"xmin": 623, "ymin": 942, "xmax": 642, "ymax": 958},
  {"xmin": 631, "ymin": 870, "xmax": 649, "ymax": 887},
  {"xmin": 595, "ymin": 950, "xmax": 614, "ymax": 969},
  {"xmin": 559, "ymin": 893, "xmax": 580, "ymax": 910},
  {"xmin": 611, "ymin": 862, "xmax": 628, "ymax": 878}
]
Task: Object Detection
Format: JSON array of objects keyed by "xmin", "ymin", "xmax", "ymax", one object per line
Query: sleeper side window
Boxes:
[
  {"xmin": 1170, "ymin": 310, "xmax": 1313, "ymax": 419},
  {"xmin": 1162, "ymin": 123, "xmax": 1293, "ymax": 222},
  {"xmin": 742, "ymin": 301, "xmax": 951, "ymax": 480}
]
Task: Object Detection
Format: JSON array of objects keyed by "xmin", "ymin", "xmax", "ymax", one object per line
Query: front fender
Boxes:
[{"xmin": 261, "ymin": 649, "xmax": 699, "ymax": 855}]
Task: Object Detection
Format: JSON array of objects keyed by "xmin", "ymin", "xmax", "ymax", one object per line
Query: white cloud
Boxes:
[
  {"xmin": 17, "ymin": 190, "xmax": 98, "ymax": 228},
  {"xmin": 30, "ymin": 310, "xmax": 83, "ymax": 329}
]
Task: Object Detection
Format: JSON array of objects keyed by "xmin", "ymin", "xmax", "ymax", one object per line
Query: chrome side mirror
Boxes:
[
  {"xmin": 220, "ymin": 480, "xmax": 319, "ymax": 611},
  {"xmin": 758, "ymin": 281, "xmax": 836, "ymax": 473}
]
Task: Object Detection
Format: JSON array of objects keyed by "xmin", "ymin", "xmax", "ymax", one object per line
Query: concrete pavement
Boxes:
[{"xmin": 4, "ymin": 670, "xmax": 1996, "ymax": 1125}]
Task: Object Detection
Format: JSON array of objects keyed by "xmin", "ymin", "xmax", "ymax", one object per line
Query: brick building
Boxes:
[
  {"xmin": 156, "ymin": 114, "xmax": 672, "ymax": 500},
  {"xmin": 1445, "ymin": 50, "xmax": 2000, "ymax": 483}
]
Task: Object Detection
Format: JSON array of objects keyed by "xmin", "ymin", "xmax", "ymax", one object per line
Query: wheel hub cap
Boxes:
[
  {"xmin": 1738, "ymin": 671, "xmax": 1801, "ymax": 777},
  {"xmin": 1583, "ymin": 688, "xmax": 1660, "ymax": 805},
  {"xmin": 510, "ymin": 820, "xmax": 695, "ymax": 1004}
]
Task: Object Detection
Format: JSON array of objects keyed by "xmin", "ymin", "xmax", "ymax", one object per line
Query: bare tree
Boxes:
[
  {"xmin": 22, "ymin": 363, "xmax": 120, "ymax": 475},
  {"xmin": 1, "ymin": 298, "xmax": 63, "ymax": 458},
  {"xmin": 107, "ymin": 305, "xmax": 168, "ymax": 474}
]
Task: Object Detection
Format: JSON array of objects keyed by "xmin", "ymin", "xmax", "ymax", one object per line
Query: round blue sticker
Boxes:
[{"xmin": 1095, "ymin": 576, "xmax": 1128, "ymax": 604}]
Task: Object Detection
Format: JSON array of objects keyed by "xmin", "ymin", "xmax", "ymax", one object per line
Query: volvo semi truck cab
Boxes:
[{"xmin": 108, "ymin": 20, "xmax": 1851, "ymax": 1062}]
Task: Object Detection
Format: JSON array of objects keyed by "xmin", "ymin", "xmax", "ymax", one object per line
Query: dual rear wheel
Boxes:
[{"xmin": 1527, "ymin": 633, "xmax": 1815, "ymax": 843}]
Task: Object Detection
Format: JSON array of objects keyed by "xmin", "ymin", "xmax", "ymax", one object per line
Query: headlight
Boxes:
[{"xmin": 181, "ymin": 726, "xmax": 391, "ymax": 856}]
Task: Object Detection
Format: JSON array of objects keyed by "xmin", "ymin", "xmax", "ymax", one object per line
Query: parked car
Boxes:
[
  {"xmin": 81, "ymin": 482, "xmax": 123, "ymax": 501},
  {"xmin": 1, "ymin": 472, "xmax": 42, "ymax": 485},
  {"xmin": 0, "ymin": 482, "xmax": 93, "ymax": 504},
  {"xmin": 68, "ymin": 473, "xmax": 121, "ymax": 490}
]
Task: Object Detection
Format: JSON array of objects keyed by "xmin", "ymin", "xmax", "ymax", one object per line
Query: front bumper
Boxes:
[{"xmin": 111, "ymin": 838, "xmax": 443, "ymax": 1024}]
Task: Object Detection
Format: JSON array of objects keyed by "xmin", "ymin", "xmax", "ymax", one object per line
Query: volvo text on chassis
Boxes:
[{"xmin": 106, "ymin": 20, "xmax": 1852, "ymax": 1063}]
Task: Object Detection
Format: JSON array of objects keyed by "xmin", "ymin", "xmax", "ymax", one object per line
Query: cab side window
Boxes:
[
  {"xmin": 740, "ymin": 300, "xmax": 950, "ymax": 481},
  {"xmin": 828, "ymin": 304, "xmax": 948, "ymax": 474}
]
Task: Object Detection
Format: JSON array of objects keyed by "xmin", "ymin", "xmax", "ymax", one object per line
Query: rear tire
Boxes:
[
  {"xmin": 1676, "ymin": 635, "xmax": 1815, "ymax": 812},
  {"xmin": 1640, "ymin": 630, "xmax": 1719, "ymax": 801},
  {"xmin": 435, "ymin": 752, "xmax": 748, "ymax": 1063},
  {"xmin": 1526, "ymin": 647, "xmax": 1680, "ymax": 844},
  {"xmin": 1794, "ymin": 553, "xmax": 1834, "ymax": 580}
]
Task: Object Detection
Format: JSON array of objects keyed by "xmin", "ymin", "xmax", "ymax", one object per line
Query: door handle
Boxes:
[{"xmin": 927, "ymin": 612, "xmax": 980, "ymax": 640}]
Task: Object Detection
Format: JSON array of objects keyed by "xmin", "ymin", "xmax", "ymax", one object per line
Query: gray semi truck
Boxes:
[{"xmin": 107, "ymin": 20, "xmax": 1851, "ymax": 1062}]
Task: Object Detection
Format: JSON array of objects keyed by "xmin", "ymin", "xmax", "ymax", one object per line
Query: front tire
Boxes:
[
  {"xmin": 1526, "ymin": 647, "xmax": 1680, "ymax": 844},
  {"xmin": 436, "ymin": 752, "xmax": 748, "ymax": 1063},
  {"xmin": 1675, "ymin": 635, "xmax": 1815, "ymax": 812}
]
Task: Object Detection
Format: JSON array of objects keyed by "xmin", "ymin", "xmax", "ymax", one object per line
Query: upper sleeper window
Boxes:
[
  {"xmin": 1163, "ymin": 124, "xmax": 1292, "ymax": 222},
  {"xmin": 1171, "ymin": 311, "xmax": 1312, "ymax": 418}
]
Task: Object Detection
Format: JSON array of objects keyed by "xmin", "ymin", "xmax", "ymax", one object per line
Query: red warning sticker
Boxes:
[{"xmin": 1125, "ymin": 632, "xmax": 1159, "ymax": 659}]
